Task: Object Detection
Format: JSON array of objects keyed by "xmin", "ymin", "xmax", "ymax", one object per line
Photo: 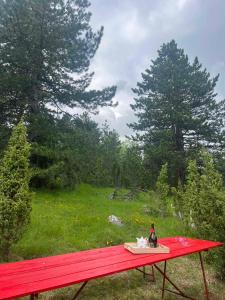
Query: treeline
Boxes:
[
  {"xmin": 0, "ymin": 0, "xmax": 143, "ymax": 190},
  {"xmin": 29, "ymin": 113, "xmax": 144, "ymax": 189},
  {"xmin": 1, "ymin": 1, "xmax": 225, "ymax": 191}
]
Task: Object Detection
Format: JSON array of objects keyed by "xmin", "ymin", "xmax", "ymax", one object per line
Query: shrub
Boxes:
[
  {"xmin": 156, "ymin": 162, "xmax": 169, "ymax": 216},
  {"xmin": 0, "ymin": 120, "xmax": 32, "ymax": 260},
  {"xmin": 173, "ymin": 151, "xmax": 225, "ymax": 279},
  {"xmin": 171, "ymin": 180, "xmax": 184, "ymax": 219}
]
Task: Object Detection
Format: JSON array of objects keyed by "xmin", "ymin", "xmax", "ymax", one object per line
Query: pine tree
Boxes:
[
  {"xmin": 119, "ymin": 142, "xmax": 144, "ymax": 189},
  {"xmin": 174, "ymin": 151, "xmax": 225, "ymax": 278},
  {"xmin": 171, "ymin": 179, "xmax": 184, "ymax": 219},
  {"xmin": 156, "ymin": 162, "xmax": 169, "ymax": 216},
  {"xmin": 0, "ymin": 0, "xmax": 116, "ymax": 125},
  {"xmin": 182, "ymin": 159, "xmax": 200, "ymax": 225},
  {"xmin": 0, "ymin": 0, "xmax": 116, "ymax": 185},
  {"xmin": 0, "ymin": 120, "xmax": 32, "ymax": 260},
  {"xmin": 156, "ymin": 163, "xmax": 169, "ymax": 199},
  {"xmin": 94, "ymin": 124, "xmax": 121, "ymax": 187},
  {"xmin": 129, "ymin": 40, "xmax": 225, "ymax": 185},
  {"xmin": 197, "ymin": 152, "xmax": 224, "ymax": 238}
]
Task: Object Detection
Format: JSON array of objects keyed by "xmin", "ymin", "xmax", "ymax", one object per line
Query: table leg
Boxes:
[
  {"xmin": 154, "ymin": 263, "xmax": 196, "ymax": 300},
  {"xmin": 161, "ymin": 261, "xmax": 167, "ymax": 299},
  {"xmin": 151, "ymin": 265, "xmax": 155, "ymax": 282},
  {"xmin": 30, "ymin": 294, "xmax": 38, "ymax": 300},
  {"xmin": 72, "ymin": 281, "xmax": 88, "ymax": 300},
  {"xmin": 136, "ymin": 265, "xmax": 156, "ymax": 282},
  {"xmin": 199, "ymin": 252, "xmax": 210, "ymax": 300},
  {"xmin": 143, "ymin": 266, "xmax": 146, "ymax": 279}
]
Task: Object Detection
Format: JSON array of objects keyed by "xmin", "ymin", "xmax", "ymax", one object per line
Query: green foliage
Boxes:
[
  {"xmin": 173, "ymin": 151, "xmax": 225, "ymax": 278},
  {"xmin": 171, "ymin": 180, "xmax": 184, "ymax": 218},
  {"xmin": 182, "ymin": 160, "xmax": 200, "ymax": 224},
  {"xmin": 0, "ymin": 121, "xmax": 32, "ymax": 260},
  {"xmin": 156, "ymin": 163, "xmax": 169, "ymax": 216},
  {"xmin": 94, "ymin": 123, "xmax": 121, "ymax": 187},
  {"xmin": 129, "ymin": 40, "xmax": 225, "ymax": 186},
  {"xmin": 30, "ymin": 114, "xmax": 101, "ymax": 188},
  {"xmin": 0, "ymin": 0, "xmax": 116, "ymax": 123},
  {"xmin": 29, "ymin": 115, "xmax": 147, "ymax": 190},
  {"xmin": 156, "ymin": 163, "xmax": 169, "ymax": 199},
  {"xmin": 30, "ymin": 116, "xmax": 124, "ymax": 189},
  {"xmin": 119, "ymin": 142, "xmax": 144, "ymax": 189},
  {"xmin": 0, "ymin": 0, "xmax": 116, "ymax": 187}
]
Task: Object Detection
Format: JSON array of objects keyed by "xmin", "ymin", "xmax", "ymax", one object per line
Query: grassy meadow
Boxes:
[{"xmin": 12, "ymin": 185, "xmax": 225, "ymax": 299}]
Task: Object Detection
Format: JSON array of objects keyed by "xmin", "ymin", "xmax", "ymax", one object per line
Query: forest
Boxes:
[{"xmin": 0, "ymin": 0, "xmax": 225, "ymax": 299}]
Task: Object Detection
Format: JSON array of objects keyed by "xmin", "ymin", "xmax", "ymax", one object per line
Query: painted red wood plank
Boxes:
[
  {"xmin": 0, "ymin": 237, "xmax": 200, "ymax": 273},
  {"xmin": 0, "ymin": 245, "xmax": 123, "ymax": 275},
  {"xmin": 0, "ymin": 237, "xmax": 202, "ymax": 286},
  {"xmin": 0, "ymin": 237, "xmax": 193, "ymax": 278},
  {"xmin": 0, "ymin": 251, "xmax": 149, "ymax": 286},
  {"xmin": 0, "ymin": 246, "xmax": 126, "ymax": 277},
  {"xmin": 0, "ymin": 239, "xmax": 222, "ymax": 300}
]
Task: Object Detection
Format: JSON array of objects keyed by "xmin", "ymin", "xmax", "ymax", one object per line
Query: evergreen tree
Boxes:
[
  {"xmin": 171, "ymin": 179, "xmax": 184, "ymax": 219},
  {"xmin": 129, "ymin": 40, "xmax": 225, "ymax": 185},
  {"xmin": 181, "ymin": 159, "xmax": 200, "ymax": 224},
  {"xmin": 156, "ymin": 163, "xmax": 169, "ymax": 198},
  {"xmin": 60, "ymin": 114, "xmax": 101, "ymax": 186},
  {"xmin": 173, "ymin": 151, "xmax": 225, "ymax": 278},
  {"xmin": 0, "ymin": 0, "xmax": 116, "ymax": 184},
  {"xmin": 0, "ymin": 0, "xmax": 116, "ymax": 126},
  {"xmin": 119, "ymin": 142, "xmax": 144, "ymax": 189},
  {"xmin": 156, "ymin": 162, "xmax": 169, "ymax": 216},
  {"xmin": 196, "ymin": 152, "xmax": 224, "ymax": 237},
  {"xmin": 0, "ymin": 121, "xmax": 32, "ymax": 260},
  {"xmin": 94, "ymin": 123, "xmax": 121, "ymax": 187},
  {"xmin": 30, "ymin": 113, "xmax": 101, "ymax": 188}
]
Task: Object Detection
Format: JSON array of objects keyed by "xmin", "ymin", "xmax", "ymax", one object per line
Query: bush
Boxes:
[
  {"xmin": 171, "ymin": 180, "xmax": 184, "ymax": 219},
  {"xmin": 156, "ymin": 162, "xmax": 169, "ymax": 216},
  {"xmin": 0, "ymin": 120, "xmax": 32, "ymax": 260},
  {"xmin": 173, "ymin": 151, "xmax": 225, "ymax": 279}
]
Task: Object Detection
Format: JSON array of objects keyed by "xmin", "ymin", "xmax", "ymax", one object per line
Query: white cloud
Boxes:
[
  {"xmin": 147, "ymin": 0, "xmax": 199, "ymax": 37},
  {"xmin": 177, "ymin": 0, "xmax": 190, "ymax": 10},
  {"xmin": 70, "ymin": 0, "xmax": 225, "ymax": 137},
  {"xmin": 120, "ymin": 9, "xmax": 148, "ymax": 43}
]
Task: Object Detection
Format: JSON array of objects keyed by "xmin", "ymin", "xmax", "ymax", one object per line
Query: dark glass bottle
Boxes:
[{"xmin": 148, "ymin": 223, "xmax": 158, "ymax": 248}]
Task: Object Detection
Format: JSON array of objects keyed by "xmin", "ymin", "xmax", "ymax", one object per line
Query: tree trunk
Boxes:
[{"xmin": 1, "ymin": 241, "xmax": 10, "ymax": 262}]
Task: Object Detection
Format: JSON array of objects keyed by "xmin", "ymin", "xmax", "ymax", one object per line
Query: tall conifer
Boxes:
[{"xmin": 130, "ymin": 40, "xmax": 225, "ymax": 185}]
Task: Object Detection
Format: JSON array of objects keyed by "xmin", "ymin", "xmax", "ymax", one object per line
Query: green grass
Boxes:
[{"xmin": 10, "ymin": 184, "xmax": 225, "ymax": 299}]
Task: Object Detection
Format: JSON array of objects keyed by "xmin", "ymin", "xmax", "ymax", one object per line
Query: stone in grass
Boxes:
[
  {"xmin": 108, "ymin": 215, "xmax": 123, "ymax": 226},
  {"xmin": 108, "ymin": 190, "xmax": 118, "ymax": 200}
]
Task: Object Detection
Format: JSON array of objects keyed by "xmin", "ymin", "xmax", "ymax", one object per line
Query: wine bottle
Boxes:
[{"xmin": 148, "ymin": 223, "xmax": 158, "ymax": 248}]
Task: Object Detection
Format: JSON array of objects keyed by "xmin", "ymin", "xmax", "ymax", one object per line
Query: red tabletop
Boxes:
[{"xmin": 0, "ymin": 237, "xmax": 222, "ymax": 300}]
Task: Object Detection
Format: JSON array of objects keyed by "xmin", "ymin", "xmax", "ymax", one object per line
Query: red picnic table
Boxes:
[{"xmin": 0, "ymin": 237, "xmax": 222, "ymax": 300}]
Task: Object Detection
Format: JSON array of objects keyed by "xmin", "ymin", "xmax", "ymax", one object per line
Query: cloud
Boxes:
[
  {"xmin": 71, "ymin": 0, "xmax": 225, "ymax": 138},
  {"xmin": 120, "ymin": 8, "xmax": 148, "ymax": 43}
]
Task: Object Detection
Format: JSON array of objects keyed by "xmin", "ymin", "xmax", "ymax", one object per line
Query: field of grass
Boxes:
[{"xmin": 11, "ymin": 184, "xmax": 225, "ymax": 299}]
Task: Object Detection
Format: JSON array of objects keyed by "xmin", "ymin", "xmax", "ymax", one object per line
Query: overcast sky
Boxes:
[{"xmin": 79, "ymin": 0, "xmax": 225, "ymax": 138}]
